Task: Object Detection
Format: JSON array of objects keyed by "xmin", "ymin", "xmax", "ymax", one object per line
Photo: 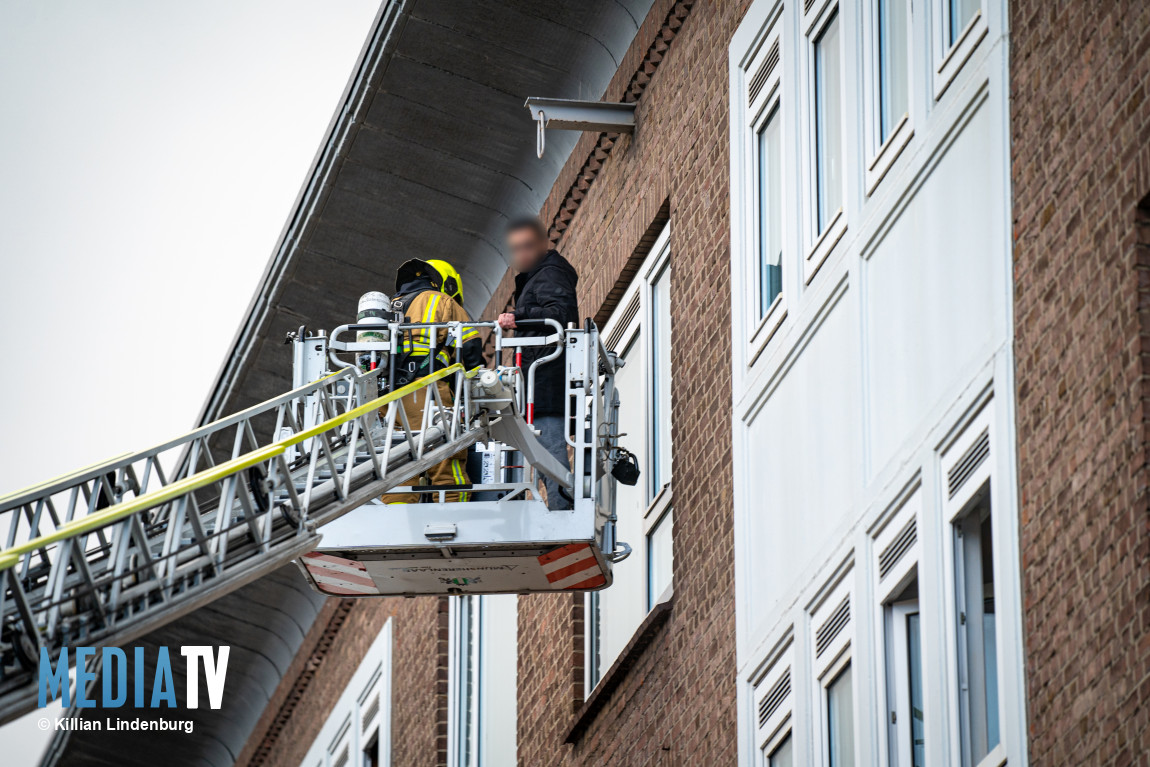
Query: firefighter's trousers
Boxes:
[{"xmin": 382, "ymin": 378, "xmax": 470, "ymax": 504}]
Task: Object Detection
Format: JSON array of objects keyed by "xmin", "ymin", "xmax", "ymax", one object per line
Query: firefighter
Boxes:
[{"xmin": 383, "ymin": 258, "xmax": 483, "ymax": 504}]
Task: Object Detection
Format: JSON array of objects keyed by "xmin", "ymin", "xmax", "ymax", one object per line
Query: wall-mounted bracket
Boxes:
[{"xmin": 524, "ymin": 97, "xmax": 636, "ymax": 158}]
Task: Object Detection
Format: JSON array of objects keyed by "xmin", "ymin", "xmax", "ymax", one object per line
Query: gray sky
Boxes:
[{"xmin": 0, "ymin": 0, "xmax": 381, "ymax": 761}]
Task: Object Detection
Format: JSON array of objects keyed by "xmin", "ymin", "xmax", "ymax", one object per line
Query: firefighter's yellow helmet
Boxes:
[
  {"xmin": 394, "ymin": 259, "xmax": 465, "ymax": 305},
  {"xmin": 426, "ymin": 259, "xmax": 464, "ymax": 305}
]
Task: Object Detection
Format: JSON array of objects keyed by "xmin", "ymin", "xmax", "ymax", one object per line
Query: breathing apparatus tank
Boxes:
[{"xmin": 356, "ymin": 291, "xmax": 395, "ymax": 388}]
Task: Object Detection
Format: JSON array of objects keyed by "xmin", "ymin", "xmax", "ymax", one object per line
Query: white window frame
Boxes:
[
  {"xmin": 753, "ymin": 636, "xmax": 795, "ymax": 767},
  {"xmin": 809, "ymin": 569, "xmax": 856, "ymax": 767},
  {"xmin": 884, "ymin": 597, "xmax": 923, "ymax": 767},
  {"xmin": 299, "ymin": 621, "xmax": 393, "ymax": 767},
  {"xmin": 940, "ymin": 404, "xmax": 1007, "ymax": 767},
  {"xmin": 584, "ymin": 224, "xmax": 673, "ymax": 693},
  {"xmin": 871, "ymin": 483, "xmax": 926, "ymax": 767},
  {"xmin": 862, "ymin": 0, "xmax": 914, "ymax": 193},
  {"xmin": 447, "ymin": 595, "xmax": 518, "ymax": 767},
  {"xmin": 448, "ymin": 596, "xmax": 480, "ymax": 767},
  {"xmin": 821, "ymin": 652, "xmax": 855, "ymax": 767},
  {"xmin": 737, "ymin": 8, "xmax": 788, "ymax": 362},
  {"xmin": 932, "ymin": 0, "xmax": 988, "ymax": 98},
  {"xmin": 801, "ymin": 0, "xmax": 849, "ymax": 283}
]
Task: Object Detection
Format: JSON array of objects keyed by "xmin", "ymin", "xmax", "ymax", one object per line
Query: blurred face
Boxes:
[{"xmin": 507, "ymin": 226, "xmax": 546, "ymax": 272}]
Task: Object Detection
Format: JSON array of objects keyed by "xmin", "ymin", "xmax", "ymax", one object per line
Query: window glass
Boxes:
[
  {"xmin": 827, "ymin": 663, "xmax": 855, "ymax": 767},
  {"xmin": 814, "ymin": 11, "xmax": 843, "ymax": 233},
  {"xmin": 758, "ymin": 103, "xmax": 783, "ymax": 315},
  {"xmin": 362, "ymin": 734, "xmax": 380, "ymax": 767},
  {"xmin": 907, "ymin": 612, "xmax": 925, "ymax": 767},
  {"xmin": 877, "ymin": 0, "xmax": 909, "ymax": 141},
  {"xmin": 955, "ymin": 497, "xmax": 1000, "ymax": 765},
  {"xmin": 452, "ymin": 597, "xmax": 480, "ymax": 767},
  {"xmin": 650, "ymin": 262, "xmax": 673, "ymax": 495},
  {"xmin": 648, "ymin": 509, "xmax": 673, "ymax": 608},
  {"xmin": 767, "ymin": 733, "xmax": 794, "ymax": 767},
  {"xmin": 949, "ymin": 0, "xmax": 980, "ymax": 45}
]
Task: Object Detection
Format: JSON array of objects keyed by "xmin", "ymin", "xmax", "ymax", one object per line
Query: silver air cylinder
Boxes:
[{"xmin": 356, "ymin": 291, "xmax": 390, "ymax": 344}]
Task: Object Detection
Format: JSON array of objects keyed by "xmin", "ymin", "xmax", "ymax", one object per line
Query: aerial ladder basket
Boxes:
[
  {"xmin": 297, "ymin": 316, "xmax": 632, "ymax": 597},
  {"xmin": 0, "ymin": 312, "xmax": 633, "ymax": 724}
]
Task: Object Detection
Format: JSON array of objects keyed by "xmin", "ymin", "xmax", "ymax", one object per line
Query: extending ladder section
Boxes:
[{"xmin": 0, "ymin": 317, "xmax": 632, "ymax": 726}]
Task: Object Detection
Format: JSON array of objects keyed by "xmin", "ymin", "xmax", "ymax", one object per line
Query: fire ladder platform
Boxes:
[
  {"xmin": 299, "ymin": 496, "xmax": 610, "ymax": 596},
  {"xmin": 0, "ymin": 317, "xmax": 630, "ymax": 726}
]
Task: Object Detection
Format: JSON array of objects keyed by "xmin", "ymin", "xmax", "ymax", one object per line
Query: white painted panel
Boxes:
[
  {"xmin": 745, "ymin": 290, "xmax": 862, "ymax": 631},
  {"xmin": 865, "ymin": 103, "xmax": 996, "ymax": 475}
]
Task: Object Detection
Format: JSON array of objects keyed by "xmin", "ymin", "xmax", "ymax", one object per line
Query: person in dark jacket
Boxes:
[{"xmin": 498, "ymin": 217, "xmax": 579, "ymax": 510}]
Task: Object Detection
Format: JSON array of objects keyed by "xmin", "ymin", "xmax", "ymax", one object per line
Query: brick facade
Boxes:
[
  {"xmin": 239, "ymin": 2, "xmax": 751, "ymax": 765},
  {"xmin": 240, "ymin": 1, "xmax": 1150, "ymax": 765},
  {"xmin": 238, "ymin": 598, "xmax": 443, "ymax": 767},
  {"xmin": 1011, "ymin": 1, "xmax": 1150, "ymax": 764},
  {"xmin": 488, "ymin": 1, "xmax": 747, "ymax": 763}
]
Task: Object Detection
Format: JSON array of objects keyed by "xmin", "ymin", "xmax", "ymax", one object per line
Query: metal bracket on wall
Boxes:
[{"xmin": 524, "ymin": 97, "xmax": 636, "ymax": 158}]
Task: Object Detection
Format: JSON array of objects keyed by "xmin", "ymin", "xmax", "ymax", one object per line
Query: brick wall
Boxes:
[
  {"xmin": 239, "ymin": 598, "xmax": 442, "ymax": 767},
  {"xmin": 1011, "ymin": 1, "xmax": 1150, "ymax": 764},
  {"xmin": 485, "ymin": 0, "xmax": 748, "ymax": 763},
  {"xmin": 244, "ymin": 0, "xmax": 751, "ymax": 763}
]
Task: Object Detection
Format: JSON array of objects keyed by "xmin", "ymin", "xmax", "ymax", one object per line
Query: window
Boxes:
[
  {"xmin": 865, "ymin": 0, "xmax": 913, "ymax": 192},
  {"xmin": 953, "ymin": 490, "xmax": 1000, "ymax": 766},
  {"xmin": 735, "ymin": 13, "xmax": 786, "ymax": 356},
  {"xmin": 758, "ymin": 103, "xmax": 784, "ymax": 316},
  {"xmin": 948, "ymin": 0, "xmax": 979, "ymax": 46},
  {"xmin": 826, "ymin": 663, "xmax": 855, "ymax": 767},
  {"xmin": 586, "ymin": 226, "xmax": 673, "ymax": 690},
  {"xmin": 932, "ymin": 0, "xmax": 986, "ymax": 97},
  {"xmin": 363, "ymin": 733, "xmax": 380, "ymax": 767},
  {"xmin": 766, "ymin": 733, "xmax": 793, "ymax": 767},
  {"xmin": 803, "ymin": 0, "xmax": 847, "ymax": 278},
  {"xmin": 299, "ymin": 622, "xmax": 392, "ymax": 767},
  {"xmin": 647, "ymin": 505, "xmax": 673, "ymax": 609},
  {"xmin": 874, "ymin": 487, "xmax": 925, "ymax": 767},
  {"xmin": 754, "ymin": 639, "xmax": 794, "ymax": 767},
  {"xmin": 884, "ymin": 577, "xmax": 925, "ymax": 767},
  {"xmin": 649, "ymin": 259, "xmax": 673, "ymax": 494},
  {"xmin": 811, "ymin": 575, "xmax": 854, "ymax": 767},
  {"xmin": 813, "ymin": 10, "xmax": 843, "ymax": 235},
  {"xmin": 877, "ymin": 0, "xmax": 909, "ymax": 143},
  {"xmin": 450, "ymin": 596, "xmax": 479, "ymax": 767},
  {"xmin": 448, "ymin": 595, "xmax": 518, "ymax": 767}
]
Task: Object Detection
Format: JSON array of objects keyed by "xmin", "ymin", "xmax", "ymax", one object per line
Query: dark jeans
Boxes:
[{"xmin": 533, "ymin": 414, "xmax": 571, "ymax": 510}]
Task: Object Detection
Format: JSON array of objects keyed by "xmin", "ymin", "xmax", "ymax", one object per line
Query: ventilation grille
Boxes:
[
  {"xmin": 948, "ymin": 428, "xmax": 990, "ymax": 498},
  {"xmin": 815, "ymin": 597, "xmax": 850, "ymax": 657},
  {"xmin": 758, "ymin": 669, "xmax": 791, "ymax": 729},
  {"xmin": 362, "ymin": 692, "xmax": 380, "ymax": 732},
  {"xmin": 804, "ymin": 0, "xmax": 817, "ymax": 12},
  {"xmin": 332, "ymin": 745, "xmax": 350, "ymax": 767},
  {"xmin": 879, "ymin": 519, "xmax": 917, "ymax": 579},
  {"xmin": 606, "ymin": 292, "xmax": 641, "ymax": 350},
  {"xmin": 747, "ymin": 41, "xmax": 780, "ymax": 106}
]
